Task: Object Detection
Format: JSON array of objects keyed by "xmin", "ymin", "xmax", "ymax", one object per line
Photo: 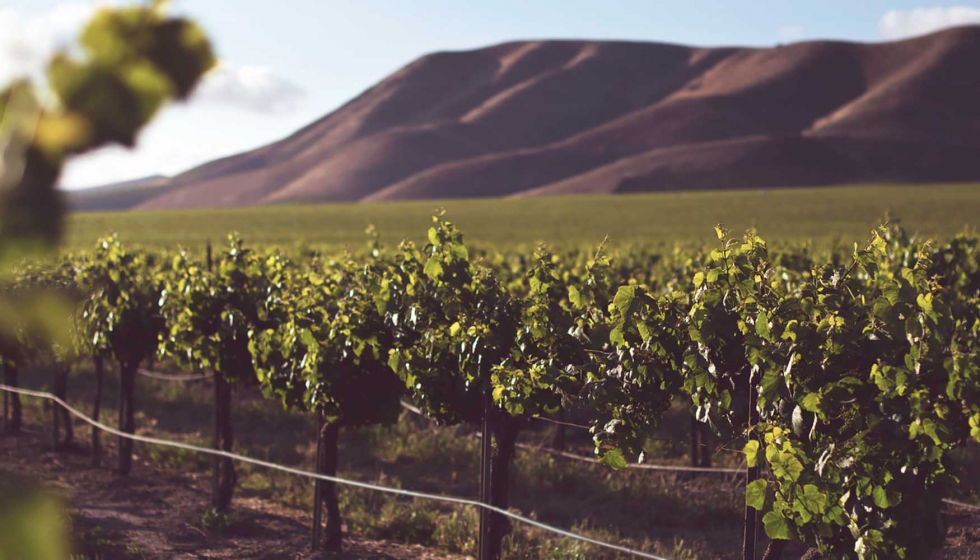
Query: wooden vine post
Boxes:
[
  {"xmin": 549, "ymin": 410, "xmax": 567, "ymax": 451},
  {"xmin": 91, "ymin": 356, "xmax": 105, "ymax": 465},
  {"xmin": 204, "ymin": 240, "xmax": 223, "ymax": 512},
  {"xmin": 51, "ymin": 374, "xmax": 60, "ymax": 448},
  {"xmin": 690, "ymin": 415, "xmax": 699, "ymax": 469},
  {"xmin": 6, "ymin": 366, "xmax": 20, "ymax": 432},
  {"xmin": 117, "ymin": 361, "xmax": 134, "ymax": 474},
  {"xmin": 51, "ymin": 367, "xmax": 72, "ymax": 449},
  {"xmin": 742, "ymin": 380, "xmax": 759, "ymax": 560},
  {"xmin": 2, "ymin": 364, "xmax": 7, "ymax": 431},
  {"xmin": 312, "ymin": 408, "xmax": 325, "ymax": 550},
  {"xmin": 478, "ymin": 381, "xmax": 493, "ymax": 560}
]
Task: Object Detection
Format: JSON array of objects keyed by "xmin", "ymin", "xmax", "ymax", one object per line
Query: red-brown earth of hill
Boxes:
[{"xmin": 131, "ymin": 26, "xmax": 980, "ymax": 209}]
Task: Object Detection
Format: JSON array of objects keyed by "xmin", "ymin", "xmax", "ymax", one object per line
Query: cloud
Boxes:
[
  {"xmin": 194, "ymin": 62, "xmax": 307, "ymax": 114},
  {"xmin": 777, "ymin": 25, "xmax": 805, "ymax": 42},
  {"xmin": 0, "ymin": 2, "xmax": 100, "ymax": 84},
  {"xmin": 879, "ymin": 6, "xmax": 980, "ymax": 39},
  {"xmin": 0, "ymin": 2, "xmax": 305, "ymax": 115}
]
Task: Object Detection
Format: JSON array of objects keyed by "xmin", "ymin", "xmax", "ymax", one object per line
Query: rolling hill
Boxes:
[
  {"xmin": 76, "ymin": 26, "xmax": 980, "ymax": 210},
  {"xmin": 66, "ymin": 175, "xmax": 171, "ymax": 211}
]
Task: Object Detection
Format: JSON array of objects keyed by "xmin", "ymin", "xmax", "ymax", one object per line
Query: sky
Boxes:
[{"xmin": 2, "ymin": 0, "xmax": 979, "ymax": 190}]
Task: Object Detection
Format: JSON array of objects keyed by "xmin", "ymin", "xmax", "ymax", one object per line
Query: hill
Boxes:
[
  {"xmin": 66, "ymin": 175, "xmax": 171, "ymax": 211},
  {"xmin": 82, "ymin": 26, "xmax": 980, "ymax": 209}
]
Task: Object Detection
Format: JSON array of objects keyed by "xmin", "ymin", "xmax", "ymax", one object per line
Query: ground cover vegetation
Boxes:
[{"xmin": 66, "ymin": 182, "xmax": 980, "ymax": 251}]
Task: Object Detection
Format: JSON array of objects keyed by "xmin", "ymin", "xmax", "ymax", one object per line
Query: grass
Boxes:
[{"xmin": 65, "ymin": 183, "xmax": 980, "ymax": 251}]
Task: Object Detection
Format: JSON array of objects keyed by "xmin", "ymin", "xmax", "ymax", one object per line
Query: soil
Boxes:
[
  {"xmin": 941, "ymin": 504, "xmax": 980, "ymax": 560},
  {"xmin": 0, "ymin": 427, "xmax": 466, "ymax": 560},
  {"xmin": 1, "ymin": 403, "xmax": 978, "ymax": 560}
]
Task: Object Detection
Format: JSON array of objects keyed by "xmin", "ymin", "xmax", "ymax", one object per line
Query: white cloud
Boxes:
[
  {"xmin": 194, "ymin": 62, "xmax": 307, "ymax": 114},
  {"xmin": 0, "ymin": 2, "xmax": 101, "ymax": 84},
  {"xmin": 879, "ymin": 6, "xmax": 980, "ymax": 39},
  {"xmin": 776, "ymin": 25, "xmax": 805, "ymax": 42},
  {"xmin": 0, "ymin": 2, "xmax": 305, "ymax": 115}
]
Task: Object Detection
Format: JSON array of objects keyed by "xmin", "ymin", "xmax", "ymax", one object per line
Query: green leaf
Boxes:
[
  {"xmin": 872, "ymin": 486, "xmax": 889, "ymax": 509},
  {"xmin": 423, "ymin": 258, "xmax": 443, "ymax": 279},
  {"xmin": 598, "ymin": 448, "xmax": 627, "ymax": 470},
  {"xmin": 916, "ymin": 418, "xmax": 943, "ymax": 445},
  {"xmin": 492, "ymin": 385, "xmax": 505, "ymax": 402},
  {"xmin": 872, "ymin": 486, "xmax": 901, "ymax": 509},
  {"xmin": 636, "ymin": 321, "xmax": 652, "ymax": 342},
  {"xmin": 799, "ymin": 485, "xmax": 827, "ymax": 514},
  {"xmin": 568, "ymin": 285, "xmax": 589, "ymax": 309},
  {"xmin": 746, "ymin": 479, "xmax": 767, "ymax": 510},
  {"xmin": 743, "ymin": 440, "xmax": 761, "ymax": 468},
  {"xmin": 881, "ymin": 282, "xmax": 901, "ymax": 305},
  {"xmin": 613, "ymin": 285, "xmax": 636, "ymax": 319},
  {"xmin": 299, "ymin": 328, "xmax": 317, "ymax": 348},
  {"xmin": 609, "ymin": 327, "xmax": 625, "ymax": 347},
  {"xmin": 916, "ymin": 293, "xmax": 939, "ymax": 323},
  {"xmin": 771, "ymin": 451, "xmax": 804, "ymax": 481},
  {"xmin": 756, "ymin": 311, "xmax": 772, "ymax": 340},
  {"xmin": 450, "ymin": 242, "xmax": 469, "ymax": 261},
  {"xmin": 969, "ymin": 414, "xmax": 980, "ymax": 443},
  {"xmin": 121, "ymin": 61, "xmax": 172, "ymax": 122},
  {"xmin": 762, "ymin": 511, "xmax": 792, "ymax": 540},
  {"xmin": 800, "ymin": 392, "xmax": 822, "ymax": 413}
]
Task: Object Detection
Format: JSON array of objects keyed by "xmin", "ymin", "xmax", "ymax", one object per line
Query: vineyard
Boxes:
[
  {"xmin": 2, "ymin": 216, "xmax": 980, "ymax": 560},
  {"xmin": 65, "ymin": 182, "xmax": 980, "ymax": 251}
]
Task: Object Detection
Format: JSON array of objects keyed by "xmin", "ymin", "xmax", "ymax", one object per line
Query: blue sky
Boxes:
[{"xmin": 2, "ymin": 0, "xmax": 979, "ymax": 188}]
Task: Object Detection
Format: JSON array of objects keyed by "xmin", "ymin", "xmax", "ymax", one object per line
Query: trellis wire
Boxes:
[
  {"xmin": 0, "ymin": 383, "xmax": 669, "ymax": 560},
  {"xmin": 399, "ymin": 401, "xmax": 745, "ymax": 474},
  {"xmin": 137, "ymin": 368, "xmax": 212, "ymax": 381}
]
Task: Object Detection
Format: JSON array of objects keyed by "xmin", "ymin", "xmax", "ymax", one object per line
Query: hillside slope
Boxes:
[
  {"xmin": 67, "ymin": 176, "xmax": 171, "ymax": 211},
  {"xmin": 126, "ymin": 26, "xmax": 980, "ymax": 209}
]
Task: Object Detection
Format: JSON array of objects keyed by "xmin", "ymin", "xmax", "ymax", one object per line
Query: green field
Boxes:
[{"xmin": 66, "ymin": 183, "xmax": 980, "ymax": 251}]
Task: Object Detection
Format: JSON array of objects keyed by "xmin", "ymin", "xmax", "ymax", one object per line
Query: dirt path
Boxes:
[{"xmin": 1, "ymin": 428, "xmax": 466, "ymax": 560}]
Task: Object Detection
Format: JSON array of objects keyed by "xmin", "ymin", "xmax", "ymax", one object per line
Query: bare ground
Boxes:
[
  {"xmin": 0, "ymin": 428, "xmax": 466, "ymax": 560},
  {"xmin": 2, "ymin": 373, "xmax": 978, "ymax": 560}
]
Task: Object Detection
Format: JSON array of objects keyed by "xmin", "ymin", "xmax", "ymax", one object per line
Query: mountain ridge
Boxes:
[{"xmin": 75, "ymin": 26, "xmax": 980, "ymax": 210}]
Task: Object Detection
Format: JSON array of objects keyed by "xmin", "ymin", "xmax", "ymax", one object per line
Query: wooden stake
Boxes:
[
  {"xmin": 2, "ymin": 364, "xmax": 8, "ymax": 430},
  {"xmin": 92, "ymin": 357, "xmax": 104, "ymax": 466},
  {"xmin": 312, "ymin": 409, "xmax": 325, "ymax": 550},
  {"xmin": 211, "ymin": 374, "xmax": 221, "ymax": 509},
  {"xmin": 743, "ymin": 381, "xmax": 760, "ymax": 560},
  {"xmin": 690, "ymin": 414, "xmax": 700, "ymax": 468},
  {"xmin": 52, "ymin": 376, "xmax": 60, "ymax": 448},
  {"xmin": 478, "ymin": 382, "xmax": 493, "ymax": 560}
]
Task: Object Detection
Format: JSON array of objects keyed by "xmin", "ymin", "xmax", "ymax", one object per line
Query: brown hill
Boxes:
[
  {"xmin": 67, "ymin": 175, "xmax": 171, "ymax": 211},
  {"xmin": 126, "ymin": 26, "xmax": 980, "ymax": 210}
]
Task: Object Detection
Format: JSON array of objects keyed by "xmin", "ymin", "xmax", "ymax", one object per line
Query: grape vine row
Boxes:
[{"xmin": 1, "ymin": 217, "xmax": 978, "ymax": 560}]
